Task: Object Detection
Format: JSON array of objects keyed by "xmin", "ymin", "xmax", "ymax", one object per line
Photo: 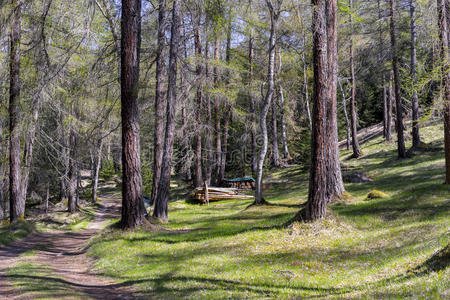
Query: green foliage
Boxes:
[
  {"xmin": 366, "ymin": 189, "xmax": 389, "ymax": 200},
  {"xmin": 100, "ymin": 159, "xmax": 117, "ymax": 181},
  {"xmin": 0, "ymin": 221, "xmax": 34, "ymax": 246}
]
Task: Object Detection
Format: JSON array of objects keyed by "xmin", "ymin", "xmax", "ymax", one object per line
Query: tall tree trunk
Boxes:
[
  {"xmin": 325, "ymin": 0, "xmax": 344, "ymax": 200},
  {"xmin": 390, "ymin": 0, "xmax": 407, "ymax": 158},
  {"xmin": 278, "ymin": 52, "xmax": 290, "ymax": 160},
  {"xmin": 248, "ymin": 1, "xmax": 257, "ymax": 175},
  {"xmin": 151, "ymin": 0, "xmax": 166, "ymax": 206},
  {"xmin": 338, "ymin": 80, "xmax": 351, "ymax": 150},
  {"xmin": 306, "ymin": 0, "xmax": 328, "ymax": 220},
  {"xmin": 20, "ymin": 96, "xmax": 40, "ymax": 208},
  {"xmin": 349, "ymin": 0, "xmax": 362, "ymax": 158},
  {"xmin": 9, "ymin": 1, "xmax": 23, "ymax": 222},
  {"xmin": 68, "ymin": 112, "xmax": 77, "ymax": 213},
  {"xmin": 219, "ymin": 17, "xmax": 233, "ymax": 184},
  {"xmin": 383, "ymin": 78, "xmax": 388, "ymax": 138},
  {"xmin": 437, "ymin": 0, "xmax": 450, "ymax": 183},
  {"xmin": 254, "ymin": 0, "xmax": 280, "ymax": 205},
  {"xmin": 193, "ymin": 14, "xmax": 203, "ymax": 188},
  {"xmin": 120, "ymin": 0, "xmax": 146, "ymax": 229},
  {"xmin": 302, "ymin": 52, "xmax": 312, "ymax": 131},
  {"xmin": 387, "ymin": 72, "xmax": 393, "ymax": 141},
  {"xmin": 410, "ymin": 0, "xmax": 421, "ymax": 148},
  {"xmin": 377, "ymin": 0, "xmax": 388, "ymax": 139},
  {"xmin": 213, "ymin": 36, "xmax": 222, "ymax": 185},
  {"xmin": 204, "ymin": 35, "xmax": 213, "ymax": 185},
  {"xmin": 271, "ymin": 49, "xmax": 281, "ymax": 167},
  {"xmin": 153, "ymin": 0, "xmax": 180, "ymax": 221},
  {"xmin": 91, "ymin": 138, "xmax": 103, "ymax": 202}
]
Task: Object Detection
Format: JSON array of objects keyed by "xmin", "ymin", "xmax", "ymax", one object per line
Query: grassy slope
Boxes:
[
  {"xmin": 0, "ymin": 221, "xmax": 34, "ymax": 246},
  {"xmin": 90, "ymin": 124, "xmax": 449, "ymax": 299}
]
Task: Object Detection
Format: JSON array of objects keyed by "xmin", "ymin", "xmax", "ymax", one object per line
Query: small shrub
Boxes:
[{"xmin": 366, "ymin": 190, "xmax": 388, "ymax": 200}]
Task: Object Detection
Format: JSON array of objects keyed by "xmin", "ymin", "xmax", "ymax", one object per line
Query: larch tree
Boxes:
[
  {"xmin": 193, "ymin": 5, "xmax": 203, "ymax": 188},
  {"xmin": 254, "ymin": 0, "xmax": 282, "ymax": 205},
  {"xmin": 349, "ymin": 0, "xmax": 362, "ymax": 158},
  {"xmin": 325, "ymin": 0, "xmax": 344, "ymax": 200},
  {"xmin": 151, "ymin": 0, "xmax": 167, "ymax": 206},
  {"xmin": 410, "ymin": 0, "xmax": 421, "ymax": 148},
  {"xmin": 153, "ymin": 0, "xmax": 180, "ymax": 222},
  {"xmin": 437, "ymin": 0, "xmax": 450, "ymax": 183},
  {"xmin": 120, "ymin": 0, "xmax": 146, "ymax": 229},
  {"xmin": 9, "ymin": 0, "xmax": 23, "ymax": 222},
  {"xmin": 389, "ymin": 0, "xmax": 406, "ymax": 158},
  {"xmin": 306, "ymin": 0, "xmax": 329, "ymax": 220}
]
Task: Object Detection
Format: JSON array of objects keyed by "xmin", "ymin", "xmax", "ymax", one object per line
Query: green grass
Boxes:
[
  {"xmin": 0, "ymin": 221, "xmax": 34, "ymax": 246},
  {"xmin": 88, "ymin": 124, "xmax": 449, "ymax": 298}
]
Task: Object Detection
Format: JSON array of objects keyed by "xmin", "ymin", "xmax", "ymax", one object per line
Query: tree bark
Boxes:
[
  {"xmin": 248, "ymin": 2, "xmax": 257, "ymax": 174},
  {"xmin": 410, "ymin": 0, "xmax": 420, "ymax": 148},
  {"xmin": 213, "ymin": 36, "xmax": 222, "ymax": 185},
  {"xmin": 349, "ymin": 0, "xmax": 362, "ymax": 158},
  {"xmin": 325, "ymin": 0, "xmax": 345, "ymax": 200},
  {"xmin": 193, "ymin": 13, "xmax": 203, "ymax": 188},
  {"xmin": 151, "ymin": 0, "xmax": 166, "ymax": 206},
  {"xmin": 254, "ymin": 0, "xmax": 280, "ymax": 205},
  {"xmin": 390, "ymin": 0, "xmax": 407, "ymax": 158},
  {"xmin": 387, "ymin": 72, "xmax": 393, "ymax": 141},
  {"xmin": 271, "ymin": 49, "xmax": 281, "ymax": 167},
  {"xmin": 306, "ymin": 0, "xmax": 328, "ymax": 221},
  {"xmin": 120, "ymin": 0, "xmax": 146, "ymax": 229},
  {"xmin": 91, "ymin": 138, "xmax": 103, "ymax": 202},
  {"xmin": 68, "ymin": 112, "xmax": 78, "ymax": 213},
  {"xmin": 204, "ymin": 34, "xmax": 213, "ymax": 185},
  {"xmin": 278, "ymin": 52, "xmax": 290, "ymax": 160},
  {"xmin": 153, "ymin": 0, "xmax": 180, "ymax": 222},
  {"xmin": 9, "ymin": 1, "xmax": 23, "ymax": 222},
  {"xmin": 437, "ymin": 0, "xmax": 450, "ymax": 183},
  {"xmin": 338, "ymin": 80, "xmax": 351, "ymax": 150}
]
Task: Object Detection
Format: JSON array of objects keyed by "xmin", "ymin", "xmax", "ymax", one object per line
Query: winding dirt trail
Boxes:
[{"xmin": 0, "ymin": 192, "xmax": 138, "ymax": 299}]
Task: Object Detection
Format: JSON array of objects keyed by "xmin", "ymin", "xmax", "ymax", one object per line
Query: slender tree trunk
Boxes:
[
  {"xmin": 383, "ymin": 78, "xmax": 388, "ymax": 138},
  {"xmin": 306, "ymin": 0, "xmax": 328, "ymax": 221},
  {"xmin": 9, "ymin": 1, "xmax": 23, "ymax": 222},
  {"xmin": 349, "ymin": 0, "xmax": 362, "ymax": 158},
  {"xmin": 151, "ymin": 0, "xmax": 166, "ymax": 205},
  {"xmin": 278, "ymin": 52, "xmax": 289, "ymax": 160},
  {"xmin": 387, "ymin": 72, "xmax": 393, "ymax": 141},
  {"xmin": 219, "ymin": 18, "xmax": 233, "ymax": 184},
  {"xmin": 248, "ymin": 2, "xmax": 257, "ymax": 175},
  {"xmin": 325, "ymin": 0, "xmax": 345, "ymax": 200},
  {"xmin": 204, "ymin": 35, "xmax": 213, "ymax": 185},
  {"xmin": 437, "ymin": 0, "xmax": 450, "ymax": 183},
  {"xmin": 120, "ymin": 0, "xmax": 146, "ymax": 229},
  {"xmin": 153, "ymin": 0, "xmax": 180, "ymax": 221},
  {"xmin": 302, "ymin": 53, "xmax": 312, "ymax": 131},
  {"xmin": 68, "ymin": 116, "xmax": 77, "ymax": 213},
  {"xmin": 338, "ymin": 80, "xmax": 351, "ymax": 150},
  {"xmin": 92, "ymin": 138, "xmax": 103, "ymax": 202},
  {"xmin": 254, "ymin": 0, "xmax": 280, "ymax": 205},
  {"xmin": 410, "ymin": 0, "xmax": 421, "ymax": 148},
  {"xmin": 377, "ymin": 0, "xmax": 388, "ymax": 139},
  {"xmin": 193, "ymin": 15, "xmax": 203, "ymax": 188},
  {"xmin": 20, "ymin": 95, "xmax": 40, "ymax": 209},
  {"xmin": 213, "ymin": 36, "xmax": 222, "ymax": 185},
  {"xmin": 271, "ymin": 49, "xmax": 281, "ymax": 167},
  {"xmin": 390, "ymin": 0, "xmax": 407, "ymax": 158}
]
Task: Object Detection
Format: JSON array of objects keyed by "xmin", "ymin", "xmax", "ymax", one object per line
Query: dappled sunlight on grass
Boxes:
[{"xmin": 89, "ymin": 124, "xmax": 449, "ymax": 298}]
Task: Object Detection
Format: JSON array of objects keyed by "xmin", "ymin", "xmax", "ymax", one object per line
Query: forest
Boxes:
[{"xmin": 0, "ymin": 0, "xmax": 449, "ymax": 298}]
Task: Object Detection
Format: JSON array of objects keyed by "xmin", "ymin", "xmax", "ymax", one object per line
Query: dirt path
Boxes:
[{"xmin": 0, "ymin": 192, "xmax": 137, "ymax": 299}]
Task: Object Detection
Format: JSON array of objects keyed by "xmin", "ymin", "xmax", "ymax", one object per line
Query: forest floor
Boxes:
[
  {"xmin": 0, "ymin": 187, "xmax": 136, "ymax": 299},
  {"xmin": 0, "ymin": 123, "xmax": 449, "ymax": 299}
]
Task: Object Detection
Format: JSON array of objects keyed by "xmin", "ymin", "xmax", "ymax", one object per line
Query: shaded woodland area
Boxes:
[{"xmin": 0, "ymin": 0, "xmax": 449, "ymax": 298}]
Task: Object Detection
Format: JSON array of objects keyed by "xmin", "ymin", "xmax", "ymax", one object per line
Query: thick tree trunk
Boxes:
[
  {"xmin": 349, "ymin": 0, "xmax": 362, "ymax": 158},
  {"xmin": 306, "ymin": 0, "xmax": 328, "ymax": 221},
  {"xmin": 120, "ymin": 0, "xmax": 146, "ymax": 229},
  {"xmin": 151, "ymin": 0, "xmax": 166, "ymax": 206},
  {"xmin": 437, "ymin": 0, "xmax": 450, "ymax": 183},
  {"xmin": 410, "ymin": 0, "xmax": 421, "ymax": 148},
  {"xmin": 153, "ymin": 0, "xmax": 180, "ymax": 222},
  {"xmin": 213, "ymin": 36, "xmax": 222, "ymax": 185},
  {"xmin": 390, "ymin": 0, "xmax": 407, "ymax": 158},
  {"xmin": 254, "ymin": 0, "xmax": 280, "ymax": 205},
  {"xmin": 193, "ymin": 16, "xmax": 203, "ymax": 188},
  {"xmin": 325, "ymin": 0, "xmax": 345, "ymax": 200},
  {"xmin": 9, "ymin": 1, "xmax": 23, "ymax": 222}
]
